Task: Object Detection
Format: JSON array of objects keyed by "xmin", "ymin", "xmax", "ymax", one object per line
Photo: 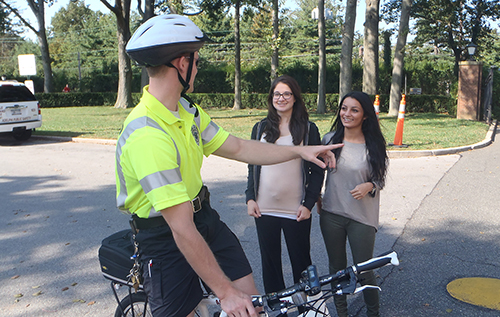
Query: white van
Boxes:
[{"xmin": 0, "ymin": 80, "xmax": 42, "ymax": 141}]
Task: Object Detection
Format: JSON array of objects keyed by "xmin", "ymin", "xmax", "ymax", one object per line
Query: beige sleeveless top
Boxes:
[{"xmin": 257, "ymin": 134, "xmax": 303, "ymax": 220}]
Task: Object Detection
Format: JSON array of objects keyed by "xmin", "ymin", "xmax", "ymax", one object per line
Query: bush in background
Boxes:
[{"xmin": 37, "ymin": 91, "xmax": 456, "ymax": 116}]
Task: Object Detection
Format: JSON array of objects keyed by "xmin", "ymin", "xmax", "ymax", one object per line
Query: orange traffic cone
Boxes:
[
  {"xmin": 374, "ymin": 95, "xmax": 380, "ymax": 120},
  {"xmin": 392, "ymin": 94, "xmax": 407, "ymax": 147}
]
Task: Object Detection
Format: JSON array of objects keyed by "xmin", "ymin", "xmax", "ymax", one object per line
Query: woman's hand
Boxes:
[
  {"xmin": 296, "ymin": 205, "xmax": 311, "ymax": 221},
  {"xmin": 350, "ymin": 182, "xmax": 374, "ymax": 200},
  {"xmin": 296, "ymin": 143, "xmax": 344, "ymax": 169},
  {"xmin": 247, "ymin": 200, "xmax": 261, "ymax": 218}
]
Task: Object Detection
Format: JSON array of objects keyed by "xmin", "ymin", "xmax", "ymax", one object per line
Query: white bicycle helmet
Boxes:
[{"xmin": 126, "ymin": 14, "xmax": 209, "ymax": 67}]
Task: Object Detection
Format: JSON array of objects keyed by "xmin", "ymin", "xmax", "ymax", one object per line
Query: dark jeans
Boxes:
[
  {"xmin": 255, "ymin": 215, "xmax": 312, "ymax": 293},
  {"xmin": 320, "ymin": 211, "xmax": 380, "ymax": 317}
]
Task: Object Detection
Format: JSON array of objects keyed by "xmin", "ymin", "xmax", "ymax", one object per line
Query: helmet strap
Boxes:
[{"xmin": 166, "ymin": 53, "xmax": 198, "ymax": 116}]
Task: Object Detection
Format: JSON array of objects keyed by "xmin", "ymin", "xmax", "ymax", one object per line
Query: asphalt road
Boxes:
[{"xmin": 0, "ymin": 131, "xmax": 498, "ymax": 316}]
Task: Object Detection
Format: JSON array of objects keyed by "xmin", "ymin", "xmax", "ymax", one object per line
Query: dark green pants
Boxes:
[{"xmin": 319, "ymin": 211, "xmax": 380, "ymax": 317}]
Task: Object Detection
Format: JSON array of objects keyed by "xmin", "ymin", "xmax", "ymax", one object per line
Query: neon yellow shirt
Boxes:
[{"xmin": 115, "ymin": 86, "xmax": 229, "ymax": 218}]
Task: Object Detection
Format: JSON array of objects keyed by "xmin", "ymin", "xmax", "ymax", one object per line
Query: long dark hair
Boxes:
[
  {"xmin": 329, "ymin": 91, "xmax": 388, "ymax": 188},
  {"xmin": 264, "ymin": 75, "xmax": 308, "ymax": 145}
]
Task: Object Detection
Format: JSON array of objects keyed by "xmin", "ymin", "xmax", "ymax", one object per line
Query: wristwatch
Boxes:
[{"xmin": 369, "ymin": 182, "xmax": 377, "ymax": 195}]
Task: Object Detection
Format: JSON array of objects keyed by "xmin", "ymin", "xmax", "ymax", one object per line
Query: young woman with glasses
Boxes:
[{"xmin": 245, "ymin": 75, "xmax": 324, "ymax": 293}]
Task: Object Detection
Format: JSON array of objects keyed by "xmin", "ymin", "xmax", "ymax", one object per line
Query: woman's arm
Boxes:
[
  {"xmin": 302, "ymin": 122, "xmax": 326, "ymax": 211},
  {"xmin": 245, "ymin": 122, "xmax": 260, "ymax": 203}
]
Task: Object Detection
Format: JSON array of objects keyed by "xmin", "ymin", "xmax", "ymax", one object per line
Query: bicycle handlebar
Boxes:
[
  {"xmin": 252, "ymin": 251, "xmax": 399, "ymax": 310},
  {"xmin": 354, "ymin": 250, "xmax": 399, "ymax": 274}
]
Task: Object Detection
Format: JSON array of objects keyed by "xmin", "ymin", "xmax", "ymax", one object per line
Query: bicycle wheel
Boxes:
[{"xmin": 114, "ymin": 291, "xmax": 152, "ymax": 317}]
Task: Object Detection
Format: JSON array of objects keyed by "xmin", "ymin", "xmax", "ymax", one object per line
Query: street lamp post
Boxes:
[{"xmin": 457, "ymin": 42, "xmax": 482, "ymax": 120}]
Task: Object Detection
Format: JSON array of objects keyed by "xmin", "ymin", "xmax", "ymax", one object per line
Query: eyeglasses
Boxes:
[{"xmin": 273, "ymin": 91, "xmax": 293, "ymax": 100}]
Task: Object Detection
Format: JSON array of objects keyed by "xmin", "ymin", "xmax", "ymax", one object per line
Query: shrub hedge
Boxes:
[{"xmin": 36, "ymin": 92, "xmax": 457, "ymax": 115}]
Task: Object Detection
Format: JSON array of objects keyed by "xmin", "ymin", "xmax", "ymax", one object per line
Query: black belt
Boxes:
[{"xmin": 131, "ymin": 186, "xmax": 210, "ymax": 231}]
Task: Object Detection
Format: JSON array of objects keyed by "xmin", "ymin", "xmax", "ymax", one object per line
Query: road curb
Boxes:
[
  {"xmin": 33, "ymin": 120, "xmax": 497, "ymax": 158},
  {"xmin": 32, "ymin": 135, "xmax": 118, "ymax": 145},
  {"xmin": 387, "ymin": 119, "xmax": 497, "ymax": 158}
]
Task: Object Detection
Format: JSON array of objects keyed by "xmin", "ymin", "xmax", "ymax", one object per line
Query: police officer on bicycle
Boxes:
[{"xmin": 116, "ymin": 14, "xmax": 341, "ymax": 317}]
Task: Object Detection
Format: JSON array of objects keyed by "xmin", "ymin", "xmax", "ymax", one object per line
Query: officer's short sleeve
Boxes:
[{"xmin": 197, "ymin": 107, "xmax": 229, "ymax": 156}]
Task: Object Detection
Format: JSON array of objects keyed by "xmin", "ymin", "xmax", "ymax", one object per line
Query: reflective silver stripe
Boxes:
[
  {"xmin": 202, "ymin": 121, "xmax": 220, "ymax": 144},
  {"xmin": 116, "ymin": 116, "xmax": 180, "ymax": 215},
  {"xmin": 140, "ymin": 169, "xmax": 182, "ymax": 194}
]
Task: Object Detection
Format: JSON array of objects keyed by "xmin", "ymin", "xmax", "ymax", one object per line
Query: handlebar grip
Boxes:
[
  {"xmin": 306, "ymin": 265, "xmax": 321, "ymax": 295},
  {"xmin": 355, "ymin": 251, "xmax": 399, "ymax": 273}
]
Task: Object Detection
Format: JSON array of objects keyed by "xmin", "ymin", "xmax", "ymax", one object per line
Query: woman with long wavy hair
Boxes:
[{"xmin": 319, "ymin": 91, "xmax": 388, "ymax": 317}]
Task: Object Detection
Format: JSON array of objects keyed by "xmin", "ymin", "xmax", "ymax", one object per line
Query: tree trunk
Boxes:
[
  {"xmin": 139, "ymin": 0, "xmax": 154, "ymax": 90},
  {"xmin": 317, "ymin": 0, "xmax": 326, "ymax": 114},
  {"xmin": 233, "ymin": 0, "xmax": 242, "ymax": 110},
  {"xmin": 339, "ymin": 0, "xmax": 357, "ymax": 102},
  {"xmin": 27, "ymin": 0, "xmax": 53, "ymax": 93},
  {"xmin": 271, "ymin": 0, "xmax": 279, "ymax": 80},
  {"xmin": 388, "ymin": 0, "xmax": 411, "ymax": 116},
  {"xmin": 37, "ymin": 24, "xmax": 53, "ymax": 93},
  {"xmin": 113, "ymin": 0, "xmax": 133, "ymax": 109},
  {"xmin": 363, "ymin": 0, "xmax": 379, "ymax": 95}
]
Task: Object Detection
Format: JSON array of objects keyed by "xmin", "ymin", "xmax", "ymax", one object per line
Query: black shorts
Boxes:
[{"xmin": 135, "ymin": 200, "xmax": 252, "ymax": 317}]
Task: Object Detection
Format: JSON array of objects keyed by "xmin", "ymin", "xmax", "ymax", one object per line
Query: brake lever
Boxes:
[
  {"xmin": 353, "ymin": 285, "xmax": 381, "ymax": 294},
  {"xmin": 261, "ymin": 295, "xmax": 289, "ymax": 317}
]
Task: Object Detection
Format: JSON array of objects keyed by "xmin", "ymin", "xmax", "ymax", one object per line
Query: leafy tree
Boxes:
[
  {"xmin": 0, "ymin": 0, "xmax": 53, "ymax": 92},
  {"xmin": 286, "ymin": 0, "xmax": 342, "ymax": 54},
  {"xmin": 198, "ymin": 0, "xmax": 263, "ymax": 110},
  {"xmin": 49, "ymin": 1, "xmax": 118, "ymax": 91},
  {"xmin": 1, "ymin": 2, "xmax": 15, "ymax": 34},
  {"xmin": 384, "ymin": 0, "xmax": 500, "ymax": 75},
  {"xmin": 0, "ymin": 3, "xmax": 20, "ymax": 78},
  {"xmin": 481, "ymin": 29, "xmax": 500, "ymax": 65}
]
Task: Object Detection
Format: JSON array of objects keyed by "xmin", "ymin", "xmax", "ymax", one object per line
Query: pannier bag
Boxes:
[{"xmin": 98, "ymin": 229, "xmax": 140, "ymax": 287}]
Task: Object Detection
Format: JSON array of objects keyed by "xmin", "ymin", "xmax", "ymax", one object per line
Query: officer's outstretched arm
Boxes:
[{"xmin": 214, "ymin": 135, "xmax": 342, "ymax": 169}]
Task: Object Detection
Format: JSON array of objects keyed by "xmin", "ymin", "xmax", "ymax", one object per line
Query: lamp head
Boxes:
[{"xmin": 466, "ymin": 43, "xmax": 478, "ymax": 61}]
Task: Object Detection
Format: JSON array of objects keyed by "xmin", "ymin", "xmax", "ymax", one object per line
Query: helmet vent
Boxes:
[{"xmin": 139, "ymin": 25, "xmax": 154, "ymax": 37}]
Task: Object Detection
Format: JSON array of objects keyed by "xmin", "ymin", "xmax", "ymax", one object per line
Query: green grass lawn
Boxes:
[{"xmin": 34, "ymin": 106, "xmax": 490, "ymax": 150}]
